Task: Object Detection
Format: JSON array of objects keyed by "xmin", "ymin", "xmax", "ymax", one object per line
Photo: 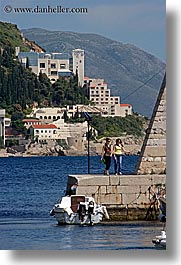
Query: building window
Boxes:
[
  {"xmin": 35, "ymin": 130, "xmax": 39, "ymax": 134},
  {"xmin": 60, "ymin": 64, "xmax": 66, "ymax": 69},
  {"xmin": 48, "ymin": 116, "xmax": 51, "ymax": 119},
  {"xmin": 51, "ymin": 63, "xmax": 56, "ymax": 68},
  {"xmin": 51, "ymin": 71, "xmax": 57, "ymax": 75},
  {"xmin": 40, "ymin": 63, "xmax": 45, "ymax": 68}
]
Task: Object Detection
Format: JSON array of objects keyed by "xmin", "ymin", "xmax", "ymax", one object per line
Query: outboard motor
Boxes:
[
  {"xmin": 88, "ymin": 201, "xmax": 94, "ymax": 214},
  {"xmin": 77, "ymin": 202, "xmax": 87, "ymax": 222}
]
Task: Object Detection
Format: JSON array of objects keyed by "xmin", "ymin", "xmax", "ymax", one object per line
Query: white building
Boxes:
[
  {"xmin": 28, "ymin": 107, "xmax": 65, "ymax": 123},
  {"xmin": 30, "ymin": 124, "xmax": 58, "ymax": 141},
  {"xmin": 83, "ymin": 77, "xmax": 133, "ymax": 117},
  {"xmin": 28, "ymin": 104, "xmax": 104, "ymax": 122},
  {"xmin": 22, "ymin": 119, "xmax": 42, "ymax": 129},
  {"xmin": 87, "ymin": 78, "xmax": 120, "ymax": 106},
  {"xmin": 120, "ymin": 104, "xmax": 133, "ymax": 117},
  {"xmin": 53, "ymin": 119, "xmax": 87, "ymax": 141},
  {"xmin": 84, "ymin": 77, "xmax": 123, "ymax": 116},
  {"xmin": 18, "ymin": 49, "xmax": 85, "ymax": 86},
  {"xmin": 29, "ymin": 118, "xmax": 95, "ymax": 152},
  {"xmin": 72, "ymin": 49, "xmax": 84, "ymax": 87}
]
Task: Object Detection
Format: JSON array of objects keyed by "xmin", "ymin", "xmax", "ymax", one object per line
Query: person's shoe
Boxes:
[
  {"xmin": 118, "ymin": 172, "xmax": 122, "ymax": 175},
  {"xmin": 115, "ymin": 173, "xmax": 118, "ymax": 175},
  {"xmin": 104, "ymin": 170, "xmax": 107, "ymax": 175},
  {"xmin": 106, "ymin": 171, "xmax": 109, "ymax": 175}
]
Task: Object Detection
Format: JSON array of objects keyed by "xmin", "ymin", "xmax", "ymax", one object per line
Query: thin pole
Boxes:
[{"xmin": 87, "ymin": 120, "xmax": 90, "ymax": 174}]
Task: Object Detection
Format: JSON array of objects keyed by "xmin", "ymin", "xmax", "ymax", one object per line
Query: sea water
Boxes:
[{"xmin": 0, "ymin": 156, "xmax": 163, "ymax": 250}]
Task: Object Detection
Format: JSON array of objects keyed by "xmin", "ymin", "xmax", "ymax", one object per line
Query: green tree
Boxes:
[{"xmin": 0, "ymin": 136, "xmax": 5, "ymax": 149}]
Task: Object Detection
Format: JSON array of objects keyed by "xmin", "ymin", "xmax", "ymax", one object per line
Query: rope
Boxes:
[{"xmin": 122, "ymin": 68, "xmax": 166, "ymax": 101}]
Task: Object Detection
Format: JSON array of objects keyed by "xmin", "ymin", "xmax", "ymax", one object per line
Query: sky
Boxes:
[{"xmin": 0, "ymin": 0, "xmax": 166, "ymax": 61}]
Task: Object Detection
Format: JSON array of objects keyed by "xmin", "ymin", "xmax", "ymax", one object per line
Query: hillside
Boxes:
[
  {"xmin": 0, "ymin": 22, "xmax": 45, "ymax": 53},
  {"xmin": 0, "ymin": 21, "xmax": 28, "ymax": 51},
  {"xmin": 22, "ymin": 28, "xmax": 166, "ymax": 117},
  {"xmin": 0, "ymin": 22, "xmax": 88, "ymax": 113}
]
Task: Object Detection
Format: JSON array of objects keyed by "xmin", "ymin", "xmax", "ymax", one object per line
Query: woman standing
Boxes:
[
  {"xmin": 101, "ymin": 137, "xmax": 112, "ymax": 175},
  {"xmin": 113, "ymin": 138, "xmax": 128, "ymax": 175}
]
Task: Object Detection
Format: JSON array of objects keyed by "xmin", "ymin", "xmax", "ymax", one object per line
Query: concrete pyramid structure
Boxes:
[{"xmin": 135, "ymin": 74, "xmax": 166, "ymax": 174}]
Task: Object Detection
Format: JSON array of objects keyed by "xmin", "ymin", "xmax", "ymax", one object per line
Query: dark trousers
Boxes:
[{"xmin": 104, "ymin": 156, "xmax": 111, "ymax": 170}]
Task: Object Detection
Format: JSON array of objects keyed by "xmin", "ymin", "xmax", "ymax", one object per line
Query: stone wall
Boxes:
[
  {"xmin": 66, "ymin": 174, "xmax": 166, "ymax": 221},
  {"xmin": 135, "ymin": 74, "xmax": 166, "ymax": 174}
]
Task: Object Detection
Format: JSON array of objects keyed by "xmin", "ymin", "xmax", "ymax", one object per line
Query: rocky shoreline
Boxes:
[{"xmin": 0, "ymin": 136, "xmax": 143, "ymax": 157}]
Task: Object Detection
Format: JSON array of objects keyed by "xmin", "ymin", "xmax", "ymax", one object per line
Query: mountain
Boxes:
[{"xmin": 22, "ymin": 28, "xmax": 166, "ymax": 117}]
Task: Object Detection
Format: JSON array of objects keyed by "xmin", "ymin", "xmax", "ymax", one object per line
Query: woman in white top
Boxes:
[{"xmin": 113, "ymin": 138, "xmax": 127, "ymax": 175}]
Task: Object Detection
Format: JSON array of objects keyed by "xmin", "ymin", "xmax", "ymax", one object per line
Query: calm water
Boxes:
[{"xmin": 0, "ymin": 155, "xmax": 163, "ymax": 250}]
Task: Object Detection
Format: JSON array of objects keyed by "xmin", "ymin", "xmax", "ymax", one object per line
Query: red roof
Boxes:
[
  {"xmin": 120, "ymin": 104, "xmax": 131, "ymax": 107},
  {"xmin": 32, "ymin": 124, "xmax": 57, "ymax": 129}
]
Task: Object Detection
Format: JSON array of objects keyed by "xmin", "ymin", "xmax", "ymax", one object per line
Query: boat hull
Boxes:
[
  {"xmin": 53, "ymin": 210, "xmax": 104, "ymax": 225},
  {"xmin": 152, "ymin": 230, "xmax": 166, "ymax": 249},
  {"xmin": 50, "ymin": 195, "xmax": 109, "ymax": 225}
]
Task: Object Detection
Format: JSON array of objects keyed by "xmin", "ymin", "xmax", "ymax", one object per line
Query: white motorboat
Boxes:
[
  {"xmin": 152, "ymin": 230, "xmax": 166, "ymax": 249},
  {"xmin": 152, "ymin": 191, "xmax": 166, "ymax": 249},
  {"xmin": 50, "ymin": 195, "xmax": 109, "ymax": 225}
]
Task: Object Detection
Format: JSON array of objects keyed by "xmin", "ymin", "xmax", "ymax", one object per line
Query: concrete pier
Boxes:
[
  {"xmin": 65, "ymin": 74, "xmax": 167, "ymax": 221},
  {"xmin": 66, "ymin": 174, "xmax": 166, "ymax": 221}
]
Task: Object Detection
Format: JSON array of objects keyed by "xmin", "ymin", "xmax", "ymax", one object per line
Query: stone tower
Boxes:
[
  {"xmin": 135, "ymin": 73, "xmax": 166, "ymax": 174},
  {"xmin": 72, "ymin": 49, "xmax": 84, "ymax": 87}
]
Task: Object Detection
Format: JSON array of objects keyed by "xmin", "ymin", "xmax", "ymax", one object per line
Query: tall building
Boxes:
[
  {"xmin": 83, "ymin": 77, "xmax": 133, "ymax": 117},
  {"xmin": 84, "ymin": 78, "xmax": 121, "ymax": 116},
  {"xmin": 72, "ymin": 49, "xmax": 84, "ymax": 87}
]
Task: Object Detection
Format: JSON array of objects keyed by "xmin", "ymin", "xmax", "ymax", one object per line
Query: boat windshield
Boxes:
[{"xmin": 71, "ymin": 196, "xmax": 85, "ymax": 213}]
